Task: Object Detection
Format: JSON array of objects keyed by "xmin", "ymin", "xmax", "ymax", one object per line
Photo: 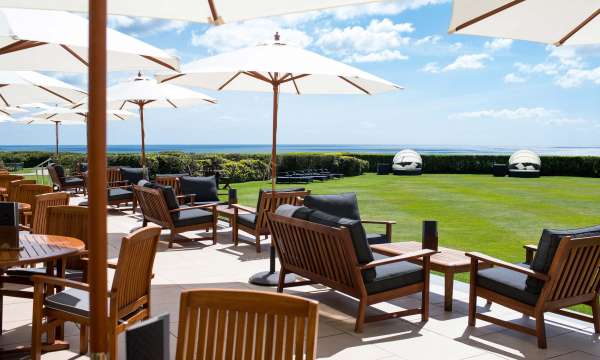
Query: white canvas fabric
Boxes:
[
  {"xmin": 0, "ymin": 0, "xmax": 391, "ymax": 24},
  {"xmin": 0, "ymin": 71, "xmax": 86, "ymax": 106},
  {"xmin": 156, "ymin": 41, "xmax": 402, "ymax": 95},
  {"xmin": 19, "ymin": 107, "xmax": 135, "ymax": 124},
  {"xmin": 509, "ymin": 150, "xmax": 541, "ymax": 167},
  {"xmin": 393, "ymin": 149, "xmax": 422, "ymax": 165},
  {"xmin": 0, "ymin": 8, "xmax": 179, "ymax": 72},
  {"xmin": 450, "ymin": 0, "xmax": 600, "ymax": 46}
]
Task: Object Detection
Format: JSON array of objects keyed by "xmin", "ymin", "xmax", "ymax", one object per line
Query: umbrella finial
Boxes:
[{"xmin": 274, "ymin": 32, "xmax": 280, "ymax": 41}]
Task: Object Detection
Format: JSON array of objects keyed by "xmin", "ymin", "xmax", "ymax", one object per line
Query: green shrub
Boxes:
[{"xmin": 221, "ymin": 159, "xmax": 270, "ymax": 182}]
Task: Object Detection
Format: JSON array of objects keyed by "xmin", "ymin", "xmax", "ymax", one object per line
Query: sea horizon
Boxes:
[{"xmin": 1, "ymin": 144, "xmax": 600, "ymax": 156}]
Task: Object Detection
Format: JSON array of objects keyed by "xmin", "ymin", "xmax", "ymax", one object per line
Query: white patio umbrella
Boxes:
[
  {"xmin": 0, "ymin": 112, "xmax": 14, "ymax": 122},
  {"xmin": 0, "ymin": 0, "xmax": 392, "ymax": 24},
  {"xmin": 449, "ymin": 0, "xmax": 600, "ymax": 46},
  {"xmin": 158, "ymin": 33, "xmax": 401, "ymax": 286},
  {"xmin": 0, "ymin": 71, "xmax": 86, "ymax": 107},
  {"xmin": 0, "ymin": 8, "xmax": 179, "ymax": 72},
  {"xmin": 107, "ymin": 73, "xmax": 216, "ymax": 167}
]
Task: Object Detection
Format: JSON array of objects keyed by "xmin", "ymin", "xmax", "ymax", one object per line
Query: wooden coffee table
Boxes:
[{"xmin": 370, "ymin": 241, "xmax": 491, "ymax": 311}]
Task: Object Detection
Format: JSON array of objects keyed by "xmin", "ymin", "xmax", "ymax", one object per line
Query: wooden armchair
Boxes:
[
  {"xmin": 25, "ymin": 192, "xmax": 71, "ymax": 234},
  {"xmin": 268, "ymin": 212, "xmax": 435, "ymax": 332},
  {"xmin": 467, "ymin": 234, "xmax": 600, "ymax": 348},
  {"xmin": 31, "ymin": 226, "xmax": 161, "ymax": 360},
  {"xmin": 0, "ymin": 174, "xmax": 24, "ymax": 200},
  {"xmin": 47, "ymin": 164, "xmax": 85, "ymax": 194},
  {"xmin": 17, "ymin": 184, "xmax": 53, "ymax": 226},
  {"xmin": 155, "ymin": 175, "xmax": 182, "ymax": 196},
  {"xmin": 133, "ymin": 184, "xmax": 218, "ymax": 248},
  {"xmin": 176, "ymin": 289, "xmax": 319, "ymax": 360},
  {"xmin": 231, "ymin": 189, "xmax": 310, "ymax": 252},
  {"xmin": 6, "ymin": 179, "xmax": 36, "ymax": 201}
]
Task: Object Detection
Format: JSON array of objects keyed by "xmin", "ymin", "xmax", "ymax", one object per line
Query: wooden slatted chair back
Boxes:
[
  {"xmin": 45, "ymin": 205, "xmax": 89, "ymax": 270},
  {"xmin": 133, "ymin": 185, "xmax": 173, "ymax": 228},
  {"xmin": 7, "ymin": 179, "xmax": 36, "ymax": 201},
  {"xmin": 17, "ymin": 184, "xmax": 53, "ymax": 212},
  {"xmin": 255, "ymin": 190, "xmax": 311, "ymax": 232},
  {"xmin": 155, "ymin": 175, "xmax": 181, "ymax": 195},
  {"xmin": 176, "ymin": 289, "xmax": 319, "ymax": 360},
  {"xmin": 0, "ymin": 169, "xmax": 9, "ymax": 175},
  {"xmin": 0, "ymin": 174, "xmax": 25, "ymax": 190},
  {"xmin": 46, "ymin": 165, "xmax": 62, "ymax": 186},
  {"xmin": 267, "ymin": 212, "xmax": 362, "ymax": 295},
  {"xmin": 110, "ymin": 226, "xmax": 161, "ymax": 319},
  {"xmin": 31, "ymin": 193, "xmax": 70, "ymax": 234},
  {"xmin": 107, "ymin": 167, "xmax": 123, "ymax": 185},
  {"xmin": 542, "ymin": 235, "xmax": 600, "ymax": 305}
]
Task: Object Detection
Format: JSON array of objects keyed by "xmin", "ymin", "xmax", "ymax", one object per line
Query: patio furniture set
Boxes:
[{"xmin": 277, "ymin": 168, "xmax": 343, "ymax": 184}]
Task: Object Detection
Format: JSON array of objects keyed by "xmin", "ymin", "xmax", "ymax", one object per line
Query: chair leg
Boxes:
[
  {"xmin": 591, "ymin": 296, "xmax": 600, "ymax": 334},
  {"xmin": 255, "ymin": 234, "xmax": 261, "ymax": 253},
  {"xmin": 212, "ymin": 217, "xmax": 218, "ymax": 245},
  {"xmin": 142, "ymin": 219, "xmax": 148, "ymax": 227},
  {"xmin": 108, "ymin": 330, "xmax": 118, "ymax": 360},
  {"xmin": 169, "ymin": 231, "xmax": 175, "ymax": 248},
  {"xmin": 535, "ymin": 311, "xmax": 547, "ymax": 349},
  {"xmin": 355, "ymin": 298, "xmax": 367, "ymax": 333},
  {"xmin": 277, "ymin": 270, "xmax": 286, "ymax": 293},
  {"xmin": 468, "ymin": 258, "xmax": 477, "ymax": 327},
  {"xmin": 80, "ymin": 324, "xmax": 88, "ymax": 355},
  {"xmin": 232, "ymin": 220, "xmax": 238, "ymax": 247},
  {"xmin": 31, "ymin": 287, "xmax": 44, "ymax": 360}
]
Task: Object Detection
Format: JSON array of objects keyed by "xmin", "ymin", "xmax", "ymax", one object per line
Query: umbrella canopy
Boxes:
[
  {"xmin": 0, "ymin": 112, "xmax": 14, "ymax": 122},
  {"xmin": 0, "ymin": 0, "xmax": 391, "ymax": 24},
  {"xmin": 449, "ymin": 0, "xmax": 600, "ymax": 46},
  {"xmin": 158, "ymin": 35, "xmax": 401, "ymax": 190},
  {"xmin": 0, "ymin": 71, "xmax": 86, "ymax": 107},
  {"xmin": 0, "ymin": 7, "xmax": 179, "ymax": 72},
  {"xmin": 106, "ymin": 73, "xmax": 216, "ymax": 166}
]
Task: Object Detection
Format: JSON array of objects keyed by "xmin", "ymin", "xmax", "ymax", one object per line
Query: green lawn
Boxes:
[{"xmin": 232, "ymin": 173, "xmax": 600, "ymax": 288}]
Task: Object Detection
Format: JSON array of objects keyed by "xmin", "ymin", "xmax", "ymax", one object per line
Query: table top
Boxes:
[
  {"xmin": 371, "ymin": 241, "xmax": 474, "ymax": 269},
  {"xmin": 216, "ymin": 204, "xmax": 255, "ymax": 217},
  {"xmin": 0, "ymin": 233, "xmax": 84, "ymax": 269},
  {"xmin": 18, "ymin": 202, "xmax": 31, "ymax": 212}
]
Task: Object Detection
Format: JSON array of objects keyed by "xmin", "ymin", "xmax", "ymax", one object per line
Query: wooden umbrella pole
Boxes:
[
  {"xmin": 88, "ymin": 0, "xmax": 109, "ymax": 357},
  {"xmin": 54, "ymin": 121, "xmax": 59, "ymax": 160},
  {"xmin": 271, "ymin": 83, "xmax": 279, "ymax": 195},
  {"xmin": 139, "ymin": 102, "xmax": 146, "ymax": 168}
]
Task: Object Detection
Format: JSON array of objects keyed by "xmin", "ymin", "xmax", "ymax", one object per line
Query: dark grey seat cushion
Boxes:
[
  {"xmin": 365, "ymin": 253, "xmax": 423, "ymax": 295},
  {"xmin": 527, "ymin": 225, "xmax": 600, "ymax": 293},
  {"xmin": 303, "ymin": 193, "xmax": 361, "ymax": 220},
  {"xmin": 180, "ymin": 176, "xmax": 219, "ymax": 202},
  {"xmin": 171, "ymin": 206, "xmax": 213, "ymax": 227},
  {"xmin": 108, "ymin": 187, "xmax": 133, "ymax": 201},
  {"xmin": 64, "ymin": 177, "xmax": 84, "ymax": 185},
  {"xmin": 6, "ymin": 267, "xmax": 84, "ymax": 281},
  {"xmin": 478, "ymin": 263, "xmax": 539, "ymax": 305},
  {"xmin": 237, "ymin": 213, "xmax": 257, "ymax": 229},
  {"xmin": 120, "ymin": 167, "xmax": 146, "ymax": 185},
  {"xmin": 366, "ymin": 233, "xmax": 390, "ymax": 245},
  {"xmin": 45, "ymin": 288, "xmax": 90, "ymax": 317}
]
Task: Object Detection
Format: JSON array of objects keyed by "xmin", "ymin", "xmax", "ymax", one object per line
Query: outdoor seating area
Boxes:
[{"xmin": 277, "ymin": 169, "xmax": 343, "ymax": 184}]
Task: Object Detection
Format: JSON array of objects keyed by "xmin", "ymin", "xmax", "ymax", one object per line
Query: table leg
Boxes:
[{"xmin": 444, "ymin": 271, "xmax": 454, "ymax": 312}]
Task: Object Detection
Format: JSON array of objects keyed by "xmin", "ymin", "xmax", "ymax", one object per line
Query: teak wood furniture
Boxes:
[
  {"xmin": 155, "ymin": 175, "xmax": 182, "ymax": 197},
  {"xmin": 267, "ymin": 212, "xmax": 435, "ymax": 332},
  {"xmin": 371, "ymin": 241, "xmax": 491, "ymax": 311},
  {"xmin": 467, "ymin": 235, "xmax": 600, "ymax": 348},
  {"xmin": 16, "ymin": 184, "xmax": 53, "ymax": 226},
  {"xmin": 0, "ymin": 174, "xmax": 24, "ymax": 200},
  {"xmin": 230, "ymin": 190, "xmax": 310, "ymax": 252},
  {"xmin": 134, "ymin": 185, "xmax": 218, "ymax": 248},
  {"xmin": 47, "ymin": 164, "xmax": 85, "ymax": 195},
  {"xmin": 176, "ymin": 289, "xmax": 319, "ymax": 360},
  {"xmin": 31, "ymin": 226, "xmax": 161, "ymax": 359},
  {"xmin": 6, "ymin": 179, "xmax": 36, "ymax": 202}
]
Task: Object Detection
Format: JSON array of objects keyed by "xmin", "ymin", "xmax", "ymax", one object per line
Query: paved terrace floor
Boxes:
[{"xmin": 2, "ymin": 196, "xmax": 599, "ymax": 360}]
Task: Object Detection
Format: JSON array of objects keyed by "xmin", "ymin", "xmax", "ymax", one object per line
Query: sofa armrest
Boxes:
[
  {"xmin": 359, "ymin": 249, "xmax": 437, "ymax": 270},
  {"xmin": 169, "ymin": 202, "xmax": 218, "ymax": 213},
  {"xmin": 466, "ymin": 252, "xmax": 548, "ymax": 281},
  {"xmin": 362, "ymin": 220, "xmax": 395, "ymax": 241},
  {"xmin": 524, "ymin": 244, "xmax": 538, "ymax": 264},
  {"xmin": 31, "ymin": 274, "xmax": 90, "ymax": 291},
  {"xmin": 231, "ymin": 204, "xmax": 257, "ymax": 214}
]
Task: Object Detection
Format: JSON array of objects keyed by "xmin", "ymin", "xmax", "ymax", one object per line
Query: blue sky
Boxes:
[{"xmin": 2, "ymin": 0, "xmax": 600, "ymax": 147}]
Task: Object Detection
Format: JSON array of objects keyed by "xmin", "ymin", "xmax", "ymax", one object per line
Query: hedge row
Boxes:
[{"xmin": 348, "ymin": 154, "xmax": 600, "ymax": 177}]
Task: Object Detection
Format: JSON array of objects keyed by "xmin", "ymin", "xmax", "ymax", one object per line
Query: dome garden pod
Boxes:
[{"xmin": 392, "ymin": 149, "xmax": 423, "ymax": 175}]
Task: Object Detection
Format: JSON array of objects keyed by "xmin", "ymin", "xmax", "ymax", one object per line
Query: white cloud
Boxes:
[
  {"xmin": 504, "ymin": 73, "xmax": 526, "ymax": 83},
  {"xmin": 484, "ymin": 38, "xmax": 512, "ymax": 52},
  {"xmin": 449, "ymin": 107, "xmax": 591, "ymax": 126},
  {"xmin": 191, "ymin": 19, "xmax": 312, "ymax": 53},
  {"xmin": 108, "ymin": 15, "xmax": 187, "ymax": 36},
  {"xmin": 331, "ymin": 0, "xmax": 449, "ymax": 20},
  {"xmin": 414, "ymin": 35, "xmax": 441, "ymax": 46},
  {"xmin": 344, "ymin": 49, "xmax": 408, "ymax": 63},
  {"xmin": 420, "ymin": 62, "xmax": 440, "ymax": 73},
  {"xmin": 315, "ymin": 18, "xmax": 413, "ymax": 62},
  {"xmin": 514, "ymin": 62, "xmax": 558, "ymax": 75},
  {"xmin": 442, "ymin": 53, "xmax": 492, "ymax": 71},
  {"xmin": 555, "ymin": 66, "xmax": 600, "ymax": 88}
]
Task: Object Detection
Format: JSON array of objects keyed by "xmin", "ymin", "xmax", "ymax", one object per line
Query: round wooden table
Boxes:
[{"xmin": 17, "ymin": 202, "xmax": 31, "ymax": 213}]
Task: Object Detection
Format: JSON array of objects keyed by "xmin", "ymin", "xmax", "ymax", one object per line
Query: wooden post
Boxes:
[
  {"xmin": 88, "ymin": 0, "xmax": 108, "ymax": 357},
  {"xmin": 54, "ymin": 121, "xmax": 59, "ymax": 160},
  {"xmin": 139, "ymin": 102, "xmax": 146, "ymax": 168},
  {"xmin": 271, "ymin": 82, "xmax": 279, "ymax": 194}
]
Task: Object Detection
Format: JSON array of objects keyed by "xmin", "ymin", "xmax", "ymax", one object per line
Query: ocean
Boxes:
[{"xmin": 1, "ymin": 144, "xmax": 600, "ymax": 156}]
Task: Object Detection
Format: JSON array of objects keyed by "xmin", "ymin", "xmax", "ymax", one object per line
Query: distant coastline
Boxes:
[{"xmin": 1, "ymin": 144, "xmax": 600, "ymax": 156}]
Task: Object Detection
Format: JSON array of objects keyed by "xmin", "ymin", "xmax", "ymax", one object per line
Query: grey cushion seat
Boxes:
[
  {"xmin": 6, "ymin": 267, "xmax": 84, "ymax": 281},
  {"xmin": 64, "ymin": 177, "xmax": 84, "ymax": 185},
  {"xmin": 364, "ymin": 253, "xmax": 423, "ymax": 295},
  {"xmin": 171, "ymin": 207, "xmax": 213, "ymax": 227},
  {"xmin": 366, "ymin": 233, "xmax": 389, "ymax": 245},
  {"xmin": 237, "ymin": 213, "xmax": 257, "ymax": 229},
  {"xmin": 477, "ymin": 263, "xmax": 539, "ymax": 306},
  {"xmin": 45, "ymin": 288, "xmax": 90, "ymax": 317},
  {"xmin": 108, "ymin": 187, "xmax": 133, "ymax": 201}
]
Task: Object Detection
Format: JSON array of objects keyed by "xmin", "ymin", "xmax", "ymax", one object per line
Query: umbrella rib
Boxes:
[
  {"xmin": 451, "ymin": 0, "xmax": 525, "ymax": 32},
  {"xmin": 166, "ymin": 99, "xmax": 178, "ymax": 108},
  {"xmin": 292, "ymin": 78, "xmax": 301, "ymax": 95},
  {"xmin": 61, "ymin": 45, "xmax": 88, "ymax": 66},
  {"xmin": 280, "ymin": 74, "xmax": 310, "ymax": 83},
  {"xmin": 207, "ymin": 0, "xmax": 224, "ymax": 25},
  {"xmin": 0, "ymin": 93, "xmax": 9, "ymax": 107},
  {"xmin": 556, "ymin": 8, "xmax": 600, "ymax": 45},
  {"xmin": 0, "ymin": 40, "xmax": 47, "ymax": 55},
  {"xmin": 243, "ymin": 71, "xmax": 272, "ymax": 84},
  {"xmin": 141, "ymin": 55, "xmax": 177, "ymax": 71},
  {"xmin": 159, "ymin": 73, "xmax": 184, "ymax": 83},
  {"xmin": 218, "ymin": 71, "xmax": 242, "ymax": 90},
  {"xmin": 339, "ymin": 76, "xmax": 371, "ymax": 95},
  {"xmin": 37, "ymin": 85, "xmax": 76, "ymax": 104}
]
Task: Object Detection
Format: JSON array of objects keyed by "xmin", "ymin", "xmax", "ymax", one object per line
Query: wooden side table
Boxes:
[{"xmin": 371, "ymin": 241, "xmax": 491, "ymax": 311}]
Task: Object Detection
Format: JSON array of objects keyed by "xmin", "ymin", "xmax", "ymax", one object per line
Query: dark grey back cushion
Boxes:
[
  {"xmin": 120, "ymin": 167, "xmax": 146, "ymax": 185},
  {"xmin": 303, "ymin": 193, "xmax": 361, "ymax": 220},
  {"xmin": 180, "ymin": 176, "xmax": 219, "ymax": 202},
  {"xmin": 144, "ymin": 183, "xmax": 179, "ymax": 210},
  {"xmin": 53, "ymin": 164, "xmax": 65, "ymax": 178},
  {"xmin": 527, "ymin": 224, "xmax": 600, "ymax": 293}
]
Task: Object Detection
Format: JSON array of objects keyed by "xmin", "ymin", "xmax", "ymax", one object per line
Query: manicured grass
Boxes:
[{"xmin": 232, "ymin": 173, "xmax": 600, "ymax": 314}]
